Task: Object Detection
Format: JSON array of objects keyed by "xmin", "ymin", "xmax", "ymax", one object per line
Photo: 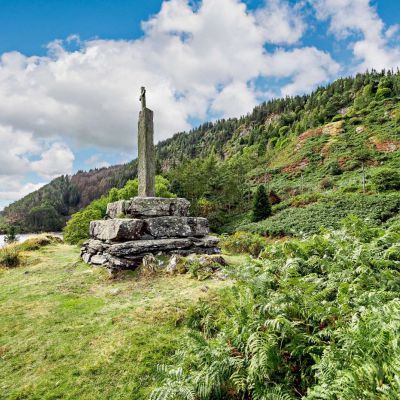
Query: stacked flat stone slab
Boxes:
[{"xmin": 80, "ymin": 197, "xmax": 220, "ymax": 270}]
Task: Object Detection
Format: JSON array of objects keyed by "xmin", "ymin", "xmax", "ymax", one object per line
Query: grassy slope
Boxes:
[
  {"xmin": 226, "ymin": 99, "xmax": 400, "ymax": 234},
  {"xmin": 0, "ymin": 244, "xmax": 227, "ymax": 399}
]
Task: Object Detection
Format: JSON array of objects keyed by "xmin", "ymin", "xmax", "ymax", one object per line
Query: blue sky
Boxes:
[{"xmin": 0, "ymin": 0, "xmax": 399, "ymax": 210}]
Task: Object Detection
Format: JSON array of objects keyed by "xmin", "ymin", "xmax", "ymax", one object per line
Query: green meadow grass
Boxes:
[{"xmin": 0, "ymin": 244, "xmax": 227, "ymax": 399}]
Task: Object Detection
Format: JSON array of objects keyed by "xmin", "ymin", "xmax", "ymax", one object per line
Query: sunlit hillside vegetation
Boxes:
[{"xmin": 3, "ymin": 69, "xmax": 400, "ymax": 235}]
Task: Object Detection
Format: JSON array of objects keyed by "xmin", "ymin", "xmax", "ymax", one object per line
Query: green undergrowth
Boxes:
[
  {"xmin": 0, "ymin": 244, "xmax": 228, "ymax": 399},
  {"xmin": 153, "ymin": 217, "xmax": 400, "ymax": 399},
  {"xmin": 233, "ymin": 192, "xmax": 400, "ymax": 237}
]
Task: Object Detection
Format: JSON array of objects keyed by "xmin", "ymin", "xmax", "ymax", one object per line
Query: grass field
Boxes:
[{"xmin": 0, "ymin": 244, "xmax": 227, "ymax": 399}]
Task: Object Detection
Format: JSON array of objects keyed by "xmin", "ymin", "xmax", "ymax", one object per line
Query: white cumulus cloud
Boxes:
[
  {"xmin": 31, "ymin": 142, "xmax": 75, "ymax": 179},
  {"xmin": 0, "ymin": 0, "xmax": 342, "ymax": 208},
  {"xmin": 256, "ymin": 0, "xmax": 306, "ymax": 45},
  {"xmin": 310, "ymin": 0, "xmax": 400, "ymax": 71}
]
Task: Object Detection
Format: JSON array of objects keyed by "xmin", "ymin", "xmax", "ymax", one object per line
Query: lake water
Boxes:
[{"xmin": 0, "ymin": 233, "xmax": 63, "ymax": 248}]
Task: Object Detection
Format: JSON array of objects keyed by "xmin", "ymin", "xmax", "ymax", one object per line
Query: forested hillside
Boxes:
[{"xmin": 3, "ymin": 69, "xmax": 400, "ymax": 233}]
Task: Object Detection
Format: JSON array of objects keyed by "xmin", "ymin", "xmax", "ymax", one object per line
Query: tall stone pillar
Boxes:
[{"xmin": 138, "ymin": 87, "xmax": 155, "ymax": 197}]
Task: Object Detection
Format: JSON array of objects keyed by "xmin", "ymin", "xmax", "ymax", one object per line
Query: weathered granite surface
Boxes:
[
  {"xmin": 90, "ymin": 219, "xmax": 143, "ymax": 241},
  {"xmin": 81, "ymin": 197, "xmax": 219, "ymax": 271},
  {"xmin": 144, "ymin": 216, "xmax": 208, "ymax": 238},
  {"xmin": 106, "ymin": 197, "xmax": 190, "ymax": 219},
  {"xmin": 138, "ymin": 107, "xmax": 155, "ymax": 197}
]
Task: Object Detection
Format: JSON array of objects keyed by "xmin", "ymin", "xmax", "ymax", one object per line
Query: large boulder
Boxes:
[
  {"xmin": 107, "ymin": 197, "xmax": 191, "ymax": 218},
  {"xmin": 144, "ymin": 217, "xmax": 209, "ymax": 238},
  {"xmin": 108, "ymin": 237, "xmax": 193, "ymax": 257},
  {"xmin": 90, "ymin": 219, "xmax": 144, "ymax": 241},
  {"xmin": 108, "ymin": 236, "xmax": 220, "ymax": 257},
  {"xmin": 106, "ymin": 200, "xmax": 126, "ymax": 219}
]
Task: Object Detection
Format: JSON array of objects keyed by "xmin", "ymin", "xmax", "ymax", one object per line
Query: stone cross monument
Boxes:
[
  {"xmin": 80, "ymin": 87, "xmax": 220, "ymax": 271},
  {"xmin": 138, "ymin": 87, "xmax": 155, "ymax": 197}
]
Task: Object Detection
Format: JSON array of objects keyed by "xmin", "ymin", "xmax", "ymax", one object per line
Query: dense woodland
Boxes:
[{"xmin": 3, "ymin": 69, "xmax": 400, "ymax": 233}]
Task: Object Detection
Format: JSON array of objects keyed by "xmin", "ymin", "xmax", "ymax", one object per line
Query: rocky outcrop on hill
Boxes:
[{"xmin": 80, "ymin": 197, "xmax": 220, "ymax": 271}]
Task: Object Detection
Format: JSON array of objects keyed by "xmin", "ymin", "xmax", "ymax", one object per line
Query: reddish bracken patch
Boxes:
[
  {"xmin": 372, "ymin": 140, "xmax": 400, "ymax": 152},
  {"xmin": 283, "ymin": 159, "xmax": 309, "ymax": 173},
  {"xmin": 338, "ymin": 156, "xmax": 352, "ymax": 169},
  {"xmin": 296, "ymin": 128, "xmax": 323, "ymax": 149},
  {"xmin": 295, "ymin": 122, "xmax": 344, "ymax": 152}
]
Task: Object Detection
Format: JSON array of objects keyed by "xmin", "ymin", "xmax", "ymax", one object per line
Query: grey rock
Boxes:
[
  {"xmin": 82, "ymin": 252, "xmax": 92, "ymax": 264},
  {"xmin": 141, "ymin": 254, "xmax": 159, "ymax": 274},
  {"xmin": 90, "ymin": 254, "xmax": 108, "ymax": 265},
  {"xmin": 106, "ymin": 200, "xmax": 126, "ymax": 219},
  {"xmin": 87, "ymin": 239, "xmax": 109, "ymax": 254},
  {"xmin": 144, "ymin": 217, "xmax": 208, "ymax": 238},
  {"xmin": 187, "ymin": 217, "xmax": 209, "ymax": 237},
  {"xmin": 125, "ymin": 197, "xmax": 191, "ymax": 217},
  {"xmin": 191, "ymin": 236, "xmax": 220, "ymax": 247},
  {"xmin": 108, "ymin": 237, "xmax": 193, "ymax": 257},
  {"xmin": 105, "ymin": 254, "xmax": 142, "ymax": 269},
  {"xmin": 166, "ymin": 255, "xmax": 179, "ymax": 274},
  {"xmin": 90, "ymin": 219, "xmax": 144, "ymax": 241}
]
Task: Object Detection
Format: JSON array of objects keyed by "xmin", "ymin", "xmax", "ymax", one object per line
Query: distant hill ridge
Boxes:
[{"xmin": 3, "ymin": 69, "xmax": 400, "ymax": 233}]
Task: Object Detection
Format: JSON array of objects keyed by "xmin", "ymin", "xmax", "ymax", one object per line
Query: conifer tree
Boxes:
[{"xmin": 252, "ymin": 185, "xmax": 271, "ymax": 222}]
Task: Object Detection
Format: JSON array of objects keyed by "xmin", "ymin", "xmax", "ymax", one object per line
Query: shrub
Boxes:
[
  {"xmin": 252, "ymin": 185, "xmax": 271, "ymax": 222},
  {"xmin": 221, "ymin": 231, "xmax": 266, "ymax": 257},
  {"xmin": 349, "ymin": 116, "xmax": 363, "ymax": 125},
  {"xmin": 371, "ymin": 168, "xmax": 400, "ymax": 191},
  {"xmin": 4, "ymin": 226, "xmax": 18, "ymax": 244},
  {"xmin": 0, "ymin": 245, "xmax": 21, "ymax": 268},
  {"xmin": 325, "ymin": 160, "xmax": 342, "ymax": 175},
  {"xmin": 376, "ymin": 87, "xmax": 392, "ymax": 100},
  {"xmin": 319, "ymin": 177, "xmax": 334, "ymax": 189},
  {"xmin": 331, "ymin": 114, "xmax": 343, "ymax": 122},
  {"xmin": 278, "ymin": 125, "xmax": 289, "ymax": 135}
]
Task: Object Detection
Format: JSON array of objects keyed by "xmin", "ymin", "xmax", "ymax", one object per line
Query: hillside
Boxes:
[{"xmin": 3, "ymin": 69, "xmax": 400, "ymax": 233}]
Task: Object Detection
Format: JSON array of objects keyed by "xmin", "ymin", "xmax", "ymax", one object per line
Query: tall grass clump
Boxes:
[
  {"xmin": 17, "ymin": 234, "xmax": 63, "ymax": 251},
  {"xmin": 152, "ymin": 216, "xmax": 400, "ymax": 399},
  {"xmin": 220, "ymin": 231, "xmax": 267, "ymax": 257},
  {"xmin": 0, "ymin": 245, "xmax": 22, "ymax": 268}
]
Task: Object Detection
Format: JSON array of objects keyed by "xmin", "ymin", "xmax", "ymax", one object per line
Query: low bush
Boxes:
[
  {"xmin": 0, "ymin": 245, "xmax": 22, "ymax": 268},
  {"xmin": 349, "ymin": 116, "xmax": 363, "ymax": 125},
  {"xmin": 331, "ymin": 114, "xmax": 343, "ymax": 122},
  {"xmin": 239, "ymin": 193, "xmax": 400, "ymax": 237},
  {"xmin": 319, "ymin": 177, "xmax": 334, "ymax": 189},
  {"xmin": 376, "ymin": 87, "xmax": 392, "ymax": 100},
  {"xmin": 371, "ymin": 167, "xmax": 400, "ymax": 191},
  {"xmin": 272, "ymin": 192, "xmax": 322, "ymax": 212},
  {"xmin": 153, "ymin": 218, "xmax": 400, "ymax": 399},
  {"xmin": 220, "ymin": 231, "xmax": 267, "ymax": 257},
  {"xmin": 325, "ymin": 160, "xmax": 342, "ymax": 175}
]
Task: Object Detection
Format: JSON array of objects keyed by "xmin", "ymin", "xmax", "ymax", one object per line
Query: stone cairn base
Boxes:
[{"xmin": 80, "ymin": 197, "xmax": 220, "ymax": 271}]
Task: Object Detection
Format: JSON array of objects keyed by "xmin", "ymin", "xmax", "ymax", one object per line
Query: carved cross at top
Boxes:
[{"xmin": 139, "ymin": 86, "xmax": 146, "ymax": 110}]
